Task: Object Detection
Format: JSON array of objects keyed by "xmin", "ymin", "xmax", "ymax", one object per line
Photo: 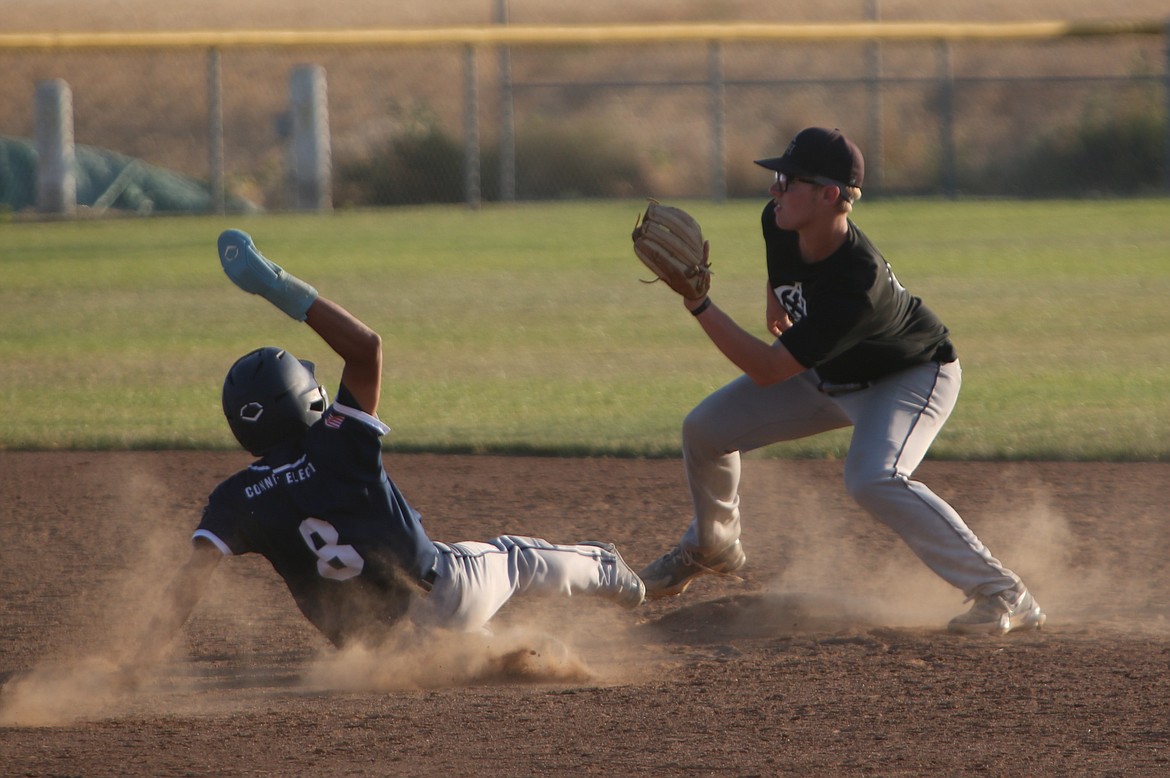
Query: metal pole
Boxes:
[
  {"xmin": 1163, "ymin": 17, "xmax": 1170, "ymax": 191},
  {"xmin": 464, "ymin": 44, "xmax": 482, "ymax": 209},
  {"xmin": 208, "ymin": 47, "xmax": 225, "ymax": 214},
  {"xmin": 496, "ymin": 0, "xmax": 515, "ymax": 201},
  {"xmin": 708, "ymin": 41, "xmax": 726, "ymax": 202},
  {"xmin": 865, "ymin": 0, "xmax": 883, "ymax": 194},
  {"xmin": 937, "ymin": 40, "xmax": 957, "ymax": 199}
]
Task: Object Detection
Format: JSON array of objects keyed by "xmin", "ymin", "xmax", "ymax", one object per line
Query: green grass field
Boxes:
[{"xmin": 2, "ymin": 199, "xmax": 1168, "ymax": 459}]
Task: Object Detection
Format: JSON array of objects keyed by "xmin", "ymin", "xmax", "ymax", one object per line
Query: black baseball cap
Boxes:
[{"xmin": 754, "ymin": 127, "xmax": 865, "ymax": 191}]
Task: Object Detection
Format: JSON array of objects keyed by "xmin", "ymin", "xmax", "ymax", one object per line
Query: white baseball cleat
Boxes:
[
  {"xmin": 948, "ymin": 583, "xmax": 1046, "ymax": 635},
  {"xmin": 638, "ymin": 539, "xmax": 747, "ymax": 599},
  {"xmin": 578, "ymin": 541, "xmax": 646, "ymax": 609}
]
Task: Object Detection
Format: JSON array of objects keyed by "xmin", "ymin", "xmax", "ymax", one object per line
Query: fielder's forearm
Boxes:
[{"xmin": 689, "ymin": 299, "xmax": 805, "ymax": 386}]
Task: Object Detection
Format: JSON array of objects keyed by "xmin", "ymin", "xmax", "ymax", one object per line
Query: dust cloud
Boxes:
[
  {"xmin": 305, "ymin": 625, "xmax": 591, "ymax": 691},
  {"xmin": 0, "ymin": 589, "xmax": 645, "ymax": 726},
  {"xmin": 0, "ymin": 454, "xmax": 651, "ymax": 727},
  {"xmin": 0, "ymin": 598, "xmax": 650, "ymax": 726},
  {"xmin": 731, "ymin": 459, "xmax": 1169, "ymax": 636},
  {"xmin": 0, "ymin": 657, "xmax": 136, "ymax": 727},
  {"xmin": 0, "ymin": 467, "xmax": 197, "ymax": 727},
  {"xmin": 0, "ymin": 454, "xmax": 654, "ymax": 727}
]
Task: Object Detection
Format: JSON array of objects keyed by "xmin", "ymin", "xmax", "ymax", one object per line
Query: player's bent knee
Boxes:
[
  {"xmin": 682, "ymin": 403, "xmax": 728, "ymax": 452},
  {"xmin": 843, "ymin": 470, "xmax": 903, "ymax": 509}
]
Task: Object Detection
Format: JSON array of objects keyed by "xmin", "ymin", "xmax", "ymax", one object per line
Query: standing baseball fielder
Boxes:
[
  {"xmin": 633, "ymin": 127, "xmax": 1045, "ymax": 635},
  {"xmin": 126, "ymin": 230, "xmax": 643, "ymax": 671}
]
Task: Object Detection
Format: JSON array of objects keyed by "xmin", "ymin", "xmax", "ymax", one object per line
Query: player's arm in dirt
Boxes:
[{"xmin": 120, "ymin": 539, "xmax": 221, "ymax": 682}]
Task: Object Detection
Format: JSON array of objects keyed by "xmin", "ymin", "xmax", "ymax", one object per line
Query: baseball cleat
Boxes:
[
  {"xmin": 638, "ymin": 539, "xmax": 746, "ymax": 599},
  {"xmin": 947, "ymin": 583, "xmax": 1046, "ymax": 635},
  {"xmin": 577, "ymin": 541, "xmax": 646, "ymax": 609}
]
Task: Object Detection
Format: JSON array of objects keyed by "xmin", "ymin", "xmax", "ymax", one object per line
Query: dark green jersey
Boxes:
[{"xmin": 762, "ymin": 201, "xmax": 955, "ymax": 384}]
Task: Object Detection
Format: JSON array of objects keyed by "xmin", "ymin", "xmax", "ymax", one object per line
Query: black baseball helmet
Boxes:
[{"xmin": 222, "ymin": 347, "xmax": 328, "ymax": 456}]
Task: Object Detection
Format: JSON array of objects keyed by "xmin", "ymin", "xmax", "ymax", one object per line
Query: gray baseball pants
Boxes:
[{"xmin": 678, "ymin": 359, "xmax": 1019, "ymax": 597}]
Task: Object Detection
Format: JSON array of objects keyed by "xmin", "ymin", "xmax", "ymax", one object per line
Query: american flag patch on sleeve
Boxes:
[{"xmin": 324, "ymin": 412, "xmax": 345, "ymax": 429}]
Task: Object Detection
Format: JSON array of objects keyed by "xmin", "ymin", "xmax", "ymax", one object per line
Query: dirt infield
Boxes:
[{"xmin": 1, "ymin": 452, "xmax": 1167, "ymax": 776}]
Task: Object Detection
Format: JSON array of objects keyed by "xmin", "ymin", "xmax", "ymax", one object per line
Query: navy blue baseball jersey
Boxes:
[
  {"xmin": 762, "ymin": 201, "xmax": 955, "ymax": 385},
  {"xmin": 194, "ymin": 384, "xmax": 441, "ymax": 647}
]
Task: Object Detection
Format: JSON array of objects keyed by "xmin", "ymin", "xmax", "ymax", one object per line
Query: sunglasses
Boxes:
[
  {"xmin": 772, "ymin": 172, "xmax": 824, "ymax": 192},
  {"xmin": 772, "ymin": 171, "xmax": 859, "ymax": 203}
]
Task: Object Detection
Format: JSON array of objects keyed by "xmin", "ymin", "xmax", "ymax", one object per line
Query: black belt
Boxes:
[
  {"xmin": 817, "ymin": 379, "xmax": 872, "ymax": 397},
  {"xmin": 419, "ymin": 566, "xmax": 439, "ymax": 593}
]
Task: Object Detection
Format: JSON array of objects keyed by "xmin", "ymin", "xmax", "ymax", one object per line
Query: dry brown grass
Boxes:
[{"xmin": 2, "ymin": 2, "xmax": 1165, "ymax": 204}]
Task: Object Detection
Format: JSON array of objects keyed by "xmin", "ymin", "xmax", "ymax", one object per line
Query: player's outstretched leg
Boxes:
[
  {"xmin": 415, "ymin": 536, "xmax": 645, "ymax": 634},
  {"xmin": 575, "ymin": 541, "xmax": 646, "ymax": 608},
  {"xmin": 493, "ymin": 536, "xmax": 643, "ymax": 609}
]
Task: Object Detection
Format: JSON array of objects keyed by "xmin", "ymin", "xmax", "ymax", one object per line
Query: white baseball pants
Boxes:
[
  {"xmin": 679, "ymin": 360, "xmax": 1020, "ymax": 598},
  {"xmin": 408, "ymin": 536, "xmax": 626, "ymax": 632}
]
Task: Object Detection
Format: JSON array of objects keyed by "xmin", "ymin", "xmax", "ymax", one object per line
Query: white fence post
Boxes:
[
  {"xmin": 289, "ymin": 64, "xmax": 332, "ymax": 211},
  {"xmin": 35, "ymin": 79, "xmax": 76, "ymax": 215}
]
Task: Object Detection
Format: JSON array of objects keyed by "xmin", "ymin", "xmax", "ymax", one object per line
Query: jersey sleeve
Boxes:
[
  {"xmin": 330, "ymin": 383, "xmax": 390, "ymax": 436},
  {"xmin": 297, "ymin": 381, "xmax": 393, "ymax": 489},
  {"xmin": 193, "ymin": 482, "xmax": 249, "ymax": 556}
]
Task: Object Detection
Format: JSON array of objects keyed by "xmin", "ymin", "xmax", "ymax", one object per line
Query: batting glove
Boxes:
[{"xmin": 217, "ymin": 229, "xmax": 318, "ymax": 321}]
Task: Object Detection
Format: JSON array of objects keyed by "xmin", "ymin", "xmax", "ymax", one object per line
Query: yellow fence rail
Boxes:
[
  {"xmin": 0, "ymin": 20, "xmax": 1164, "ymax": 50},
  {"xmin": 3, "ymin": 20, "xmax": 1167, "ymax": 213}
]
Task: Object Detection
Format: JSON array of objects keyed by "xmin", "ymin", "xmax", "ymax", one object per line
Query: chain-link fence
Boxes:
[{"xmin": 0, "ymin": 20, "xmax": 1166, "ymax": 214}]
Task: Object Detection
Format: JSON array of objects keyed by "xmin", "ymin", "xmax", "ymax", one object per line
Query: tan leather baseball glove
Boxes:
[{"xmin": 631, "ymin": 200, "xmax": 711, "ymax": 301}]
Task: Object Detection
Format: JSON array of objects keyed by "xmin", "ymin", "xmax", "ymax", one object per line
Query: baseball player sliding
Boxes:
[
  {"xmin": 632, "ymin": 127, "xmax": 1045, "ymax": 635},
  {"xmin": 124, "ymin": 230, "xmax": 644, "ymax": 675}
]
